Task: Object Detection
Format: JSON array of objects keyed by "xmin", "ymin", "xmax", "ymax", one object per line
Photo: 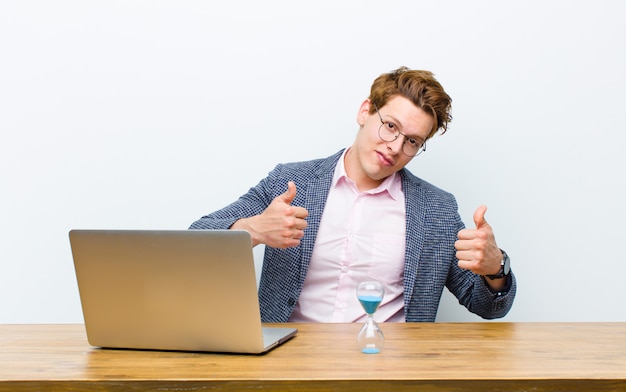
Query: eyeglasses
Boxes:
[{"xmin": 373, "ymin": 103, "xmax": 426, "ymax": 157}]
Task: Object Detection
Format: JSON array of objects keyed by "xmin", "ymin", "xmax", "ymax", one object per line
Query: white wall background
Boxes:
[{"xmin": 2, "ymin": 0, "xmax": 625, "ymax": 323}]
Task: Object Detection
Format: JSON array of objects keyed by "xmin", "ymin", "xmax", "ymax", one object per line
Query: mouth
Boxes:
[{"xmin": 376, "ymin": 150, "xmax": 394, "ymax": 166}]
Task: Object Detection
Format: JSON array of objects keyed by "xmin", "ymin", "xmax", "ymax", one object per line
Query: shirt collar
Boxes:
[{"xmin": 332, "ymin": 148, "xmax": 402, "ymax": 201}]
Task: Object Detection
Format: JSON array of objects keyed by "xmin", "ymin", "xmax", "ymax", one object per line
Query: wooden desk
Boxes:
[{"xmin": 1, "ymin": 322, "xmax": 625, "ymax": 391}]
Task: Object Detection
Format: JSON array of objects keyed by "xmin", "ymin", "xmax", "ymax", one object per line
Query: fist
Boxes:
[
  {"xmin": 254, "ymin": 181, "xmax": 309, "ymax": 248},
  {"xmin": 454, "ymin": 205, "xmax": 503, "ymax": 276}
]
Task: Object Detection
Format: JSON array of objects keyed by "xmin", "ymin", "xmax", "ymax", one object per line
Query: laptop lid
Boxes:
[{"xmin": 69, "ymin": 229, "xmax": 297, "ymax": 354}]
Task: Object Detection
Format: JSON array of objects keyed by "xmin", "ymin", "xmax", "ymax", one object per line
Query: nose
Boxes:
[{"xmin": 385, "ymin": 134, "xmax": 404, "ymax": 154}]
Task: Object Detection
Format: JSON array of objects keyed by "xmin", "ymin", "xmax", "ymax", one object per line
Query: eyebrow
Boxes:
[{"xmin": 382, "ymin": 114, "xmax": 426, "ymax": 142}]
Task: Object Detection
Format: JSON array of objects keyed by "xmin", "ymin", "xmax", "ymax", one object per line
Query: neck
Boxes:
[{"xmin": 343, "ymin": 148, "xmax": 384, "ymax": 192}]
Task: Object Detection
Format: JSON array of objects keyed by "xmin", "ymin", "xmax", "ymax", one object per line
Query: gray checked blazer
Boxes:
[{"xmin": 189, "ymin": 150, "xmax": 516, "ymax": 322}]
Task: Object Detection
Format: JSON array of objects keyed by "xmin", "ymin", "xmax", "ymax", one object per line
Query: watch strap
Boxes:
[{"xmin": 486, "ymin": 249, "xmax": 510, "ymax": 280}]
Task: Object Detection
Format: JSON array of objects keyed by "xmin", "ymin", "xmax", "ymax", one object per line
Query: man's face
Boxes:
[{"xmin": 345, "ymin": 95, "xmax": 434, "ymax": 191}]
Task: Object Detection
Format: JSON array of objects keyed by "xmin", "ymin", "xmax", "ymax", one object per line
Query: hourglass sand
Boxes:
[{"xmin": 356, "ymin": 280, "xmax": 385, "ymax": 354}]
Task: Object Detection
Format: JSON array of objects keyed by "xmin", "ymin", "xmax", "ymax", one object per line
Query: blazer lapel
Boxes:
[{"xmin": 400, "ymin": 171, "xmax": 428, "ymax": 315}]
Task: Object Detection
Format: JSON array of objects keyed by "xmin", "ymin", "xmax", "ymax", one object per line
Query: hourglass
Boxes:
[{"xmin": 356, "ymin": 280, "xmax": 385, "ymax": 354}]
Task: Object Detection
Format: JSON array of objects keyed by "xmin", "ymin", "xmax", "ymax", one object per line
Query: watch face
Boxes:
[{"xmin": 503, "ymin": 255, "xmax": 511, "ymax": 275}]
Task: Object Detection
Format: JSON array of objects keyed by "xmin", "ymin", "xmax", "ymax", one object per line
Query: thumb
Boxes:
[
  {"xmin": 473, "ymin": 205, "xmax": 488, "ymax": 229},
  {"xmin": 280, "ymin": 181, "xmax": 297, "ymax": 205}
]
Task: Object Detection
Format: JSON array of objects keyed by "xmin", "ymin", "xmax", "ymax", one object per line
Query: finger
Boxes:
[
  {"xmin": 280, "ymin": 181, "xmax": 297, "ymax": 204},
  {"xmin": 292, "ymin": 206, "xmax": 309, "ymax": 219},
  {"xmin": 456, "ymin": 228, "xmax": 475, "ymax": 241},
  {"xmin": 473, "ymin": 205, "xmax": 488, "ymax": 229},
  {"xmin": 454, "ymin": 238, "xmax": 472, "ymax": 251}
]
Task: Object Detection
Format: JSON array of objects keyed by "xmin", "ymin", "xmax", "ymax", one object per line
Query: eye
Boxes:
[
  {"xmin": 406, "ymin": 137, "xmax": 424, "ymax": 148},
  {"xmin": 385, "ymin": 122, "xmax": 397, "ymax": 131}
]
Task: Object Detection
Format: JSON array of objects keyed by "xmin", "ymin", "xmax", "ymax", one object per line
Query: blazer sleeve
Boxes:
[
  {"xmin": 444, "ymin": 215, "xmax": 517, "ymax": 320},
  {"xmin": 403, "ymin": 170, "xmax": 516, "ymax": 321},
  {"xmin": 188, "ymin": 167, "xmax": 284, "ymax": 230}
]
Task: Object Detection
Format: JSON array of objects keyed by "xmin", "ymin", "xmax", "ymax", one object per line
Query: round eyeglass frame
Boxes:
[{"xmin": 373, "ymin": 103, "xmax": 427, "ymax": 157}]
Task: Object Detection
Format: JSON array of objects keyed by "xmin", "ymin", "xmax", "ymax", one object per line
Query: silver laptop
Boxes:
[{"xmin": 69, "ymin": 229, "xmax": 297, "ymax": 354}]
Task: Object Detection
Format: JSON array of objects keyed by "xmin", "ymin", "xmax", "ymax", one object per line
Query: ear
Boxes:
[{"xmin": 356, "ymin": 99, "xmax": 371, "ymax": 127}]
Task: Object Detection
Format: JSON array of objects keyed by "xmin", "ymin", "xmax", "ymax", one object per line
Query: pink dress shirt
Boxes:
[{"xmin": 289, "ymin": 149, "xmax": 407, "ymax": 323}]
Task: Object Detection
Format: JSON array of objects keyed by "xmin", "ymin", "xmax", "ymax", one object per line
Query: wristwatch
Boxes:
[{"xmin": 486, "ymin": 249, "xmax": 510, "ymax": 280}]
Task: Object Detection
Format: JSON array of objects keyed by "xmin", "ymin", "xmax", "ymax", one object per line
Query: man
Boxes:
[{"xmin": 190, "ymin": 66, "xmax": 516, "ymax": 322}]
